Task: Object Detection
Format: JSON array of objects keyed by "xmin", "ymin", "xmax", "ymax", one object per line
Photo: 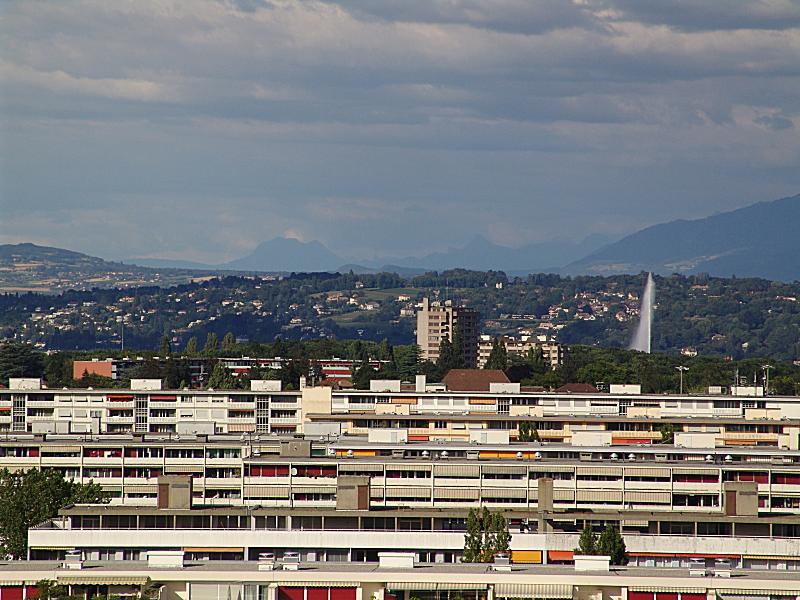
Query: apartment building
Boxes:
[
  {"xmin": 6, "ymin": 431, "xmax": 800, "ymax": 568},
  {"xmin": 477, "ymin": 336, "xmax": 564, "ymax": 370},
  {"xmin": 5, "ymin": 435, "xmax": 800, "ymax": 512},
  {"xmin": 0, "ymin": 378, "xmax": 301, "ymax": 436},
  {"xmin": 4, "ymin": 377, "xmax": 800, "ymax": 449},
  {"xmin": 416, "ymin": 299, "xmax": 479, "ymax": 367}
]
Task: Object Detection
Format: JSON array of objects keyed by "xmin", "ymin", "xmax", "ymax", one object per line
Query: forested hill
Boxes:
[
  {"xmin": 2, "ymin": 270, "xmax": 800, "ymax": 361},
  {"xmin": 566, "ymin": 194, "xmax": 800, "ymax": 280}
]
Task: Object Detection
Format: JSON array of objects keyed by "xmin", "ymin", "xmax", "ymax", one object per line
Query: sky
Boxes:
[{"xmin": 1, "ymin": 0, "xmax": 800, "ymax": 264}]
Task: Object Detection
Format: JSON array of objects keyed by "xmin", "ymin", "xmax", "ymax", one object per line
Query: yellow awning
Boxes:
[
  {"xmin": 387, "ymin": 583, "xmax": 487, "ymax": 591},
  {"xmin": 494, "ymin": 584, "xmax": 572, "ymax": 598}
]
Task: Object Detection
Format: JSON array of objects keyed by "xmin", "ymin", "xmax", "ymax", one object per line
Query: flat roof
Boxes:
[
  {"xmin": 4, "ymin": 387, "xmax": 800, "ymax": 402},
  {"xmin": 1, "ymin": 560, "xmax": 800, "ymax": 589},
  {"xmin": 313, "ymin": 412, "xmax": 800, "ymax": 425},
  {"xmin": 54, "ymin": 505, "xmax": 800, "ymax": 523}
]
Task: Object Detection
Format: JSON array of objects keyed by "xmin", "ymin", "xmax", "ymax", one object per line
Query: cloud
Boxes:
[
  {"xmin": 1, "ymin": 0, "xmax": 799, "ymax": 262},
  {"xmin": 754, "ymin": 113, "xmax": 795, "ymax": 130},
  {"xmin": 596, "ymin": 0, "xmax": 800, "ymax": 32}
]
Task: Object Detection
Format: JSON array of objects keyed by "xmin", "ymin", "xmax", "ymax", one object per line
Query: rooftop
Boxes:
[
  {"xmin": 442, "ymin": 369, "xmax": 510, "ymax": 392},
  {"xmin": 1, "ymin": 560, "xmax": 800, "ymax": 589}
]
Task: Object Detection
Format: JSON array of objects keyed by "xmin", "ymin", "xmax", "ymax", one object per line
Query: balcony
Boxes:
[
  {"xmin": 106, "ymin": 400, "xmax": 134, "ymax": 409},
  {"xmin": 204, "ymin": 477, "xmax": 243, "ymax": 488},
  {"xmin": 149, "ymin": 401, "xmax": 179, "ymax": 409},
  {"xmin": 270, "ymin": 402, "xmax": 299, "ymax": 410},
  {"xmin": 149, "ymin": 416, "xmax": 178, "ymax": 423},
  {"xmin": 107, "ymin": 415, "xmax": 134, "ymax": 423},
  {"xmin": 228, "ymin": 399, "xmax": 255, "ymax": 406}
]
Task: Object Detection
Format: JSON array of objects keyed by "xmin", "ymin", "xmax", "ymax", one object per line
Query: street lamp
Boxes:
[
  {"xmin": 675, "ymin": 366, "xmax": 689, "ymax": 395},
  {"xmin": 762, "ymin": 364, "xmax": 773, "ymax": 396}
]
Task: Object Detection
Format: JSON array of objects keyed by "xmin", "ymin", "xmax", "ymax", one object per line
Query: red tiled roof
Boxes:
[
  {"xmin": 443, "ymin": 369, "xmax": 510, "ymax": 392},
  {"xmin": 555, "ymin": 383, "xmax": 599, "ymax": 393}
]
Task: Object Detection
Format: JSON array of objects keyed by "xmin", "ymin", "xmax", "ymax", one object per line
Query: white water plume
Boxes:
[{"xmin": 629, "ymin": 272, "xmax": 654, "ymax": 353}]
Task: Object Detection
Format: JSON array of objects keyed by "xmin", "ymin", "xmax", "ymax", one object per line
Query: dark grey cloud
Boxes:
[{"xmin": 1, "ymin": 0, "xmax": 799, "ymax": 263}]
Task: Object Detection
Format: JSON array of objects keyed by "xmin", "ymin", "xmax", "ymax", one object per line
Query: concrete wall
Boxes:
[
  {"xmin": 300, "ymin": 387, "xmax": 333, "ymax": 432},
  {"xmin": 131, "ymin": 379, "xmax": 163, "ymax": 391},
  {"xmin": 251, "ymin": 380, "xmax": 282, "ymax": 392}
]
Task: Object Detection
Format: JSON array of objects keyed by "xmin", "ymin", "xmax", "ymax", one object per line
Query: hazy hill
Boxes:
[
  {"xmin": 0, "ymin": 243, "xmax": 212, "ymax": 292},
  {"xmin": 364, "ymin": 234, "xmax": 613, "ymax": 274},
  {"xmin": 566, "ymin": 194, "xmax": 800, "ymax": 281},
  {"xmin": 0, "ymin": 243, "xmax": 110, "ymax": 267}
]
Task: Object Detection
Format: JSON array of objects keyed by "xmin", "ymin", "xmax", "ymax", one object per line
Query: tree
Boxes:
[
  {"xmin": 480, "ymin": 507, "xmax": 495, "ymax": 562},
  {"xmin": 576, "ymin": 525, "xmax": 598, "ymax": 555},
  {"xmin": 597, "ymin": 524, "xmax": 628, "ymax": 565},
  {"xmin": 436, "ymin": 332, "xmax": 465, "ymax": 376},
  {"xmin": 159, "ymin": 335, "xmax": 172, "ymax": 357},
  {"xmin": 203, "ymin": 332, "xmax": 219, "ymax": 356},
  {"xmin": 377, "ymin": 338, "xmax": 392, "ymax": 361},
  {"xmin": 0, "ymin": 342, "xmax": 43, "ymax": 387},
  {"xmin": 221, "ymin": 332, "xmax": 237, "ymax": 354},
  {"xmin": 658, "ymin": 423, "xmax": 675, "ymax": 444},
  {"xmin": 74, "ymin": 371, "xmax": 116, "ymax": 389},
  {"xmin": 352, "ymin": 361, "xmax": 377, "ymax": 390},
  {"xmin": 184, "ymin": 336, "xmax": 199, "ymax": 357},
  {"xmin": 30, "ymin": 579, "xmax": 67, "ymax": 600},
  {"xmin": 527, "ymin": 347, "xmax": 547, "ymax": 376},
  {"xmin": 206, "ymin": 362, "xmax": 236, "ymax": 390},
  {"xmin": 518, "ymin": 421, "xmax": 540, "ymax": 443},
  {"xmin": 491, "ymin": 512, "xmax": 511, "ymax": 557},
  {"xmin": 462, "ymin": 507, "xmax": 510, "ymax": 563},
  {"xmin": 484, "ymin": 339, "xmax": 508, "ymax": 371},
  {"xmin": 43, "ymin": 353, "xmax": 73, "ymax": 388},
  {"xmin": 462, "ymin": 508, "xmax": 483, "ymax": 563},
  {"xmin": 0, "ymin": 468, "xmax": 108, "ymax": 558}
]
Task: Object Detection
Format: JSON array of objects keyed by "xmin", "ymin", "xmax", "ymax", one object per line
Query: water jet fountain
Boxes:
[{"xmin": 629, "ymin": 272, "xmax": 654, "ymax": 353}]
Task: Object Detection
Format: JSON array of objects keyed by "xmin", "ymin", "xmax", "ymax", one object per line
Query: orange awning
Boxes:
[{"xmin": 548, "ymin": 551, "xmax": 574, "ymax": 561}]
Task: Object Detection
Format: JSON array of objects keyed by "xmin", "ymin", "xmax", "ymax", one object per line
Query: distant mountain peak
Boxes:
[{"xmin": 224, "ymin": 236, "xmax": 343, "ymax": 272}]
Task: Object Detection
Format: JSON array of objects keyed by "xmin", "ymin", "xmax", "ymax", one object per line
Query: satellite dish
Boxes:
[{"xmin": 290, "ymin": 467, "xmax": 298, "ymax": 476}]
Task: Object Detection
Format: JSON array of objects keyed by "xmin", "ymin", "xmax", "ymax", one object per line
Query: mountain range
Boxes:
[
  {"xmin": 131, "ymin": 193, "xmax": 800, "ymax": 280},
  {"xmin": 131, "ymin": 234, "xmax": 614, "ymax": 275},
  {"xmin": 565, "ymin": 193, "xmax": 800, "ymax": 281},
  {"xmin": 4, "ymin": 193, "xmax": 799, "ymax": 288}
]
